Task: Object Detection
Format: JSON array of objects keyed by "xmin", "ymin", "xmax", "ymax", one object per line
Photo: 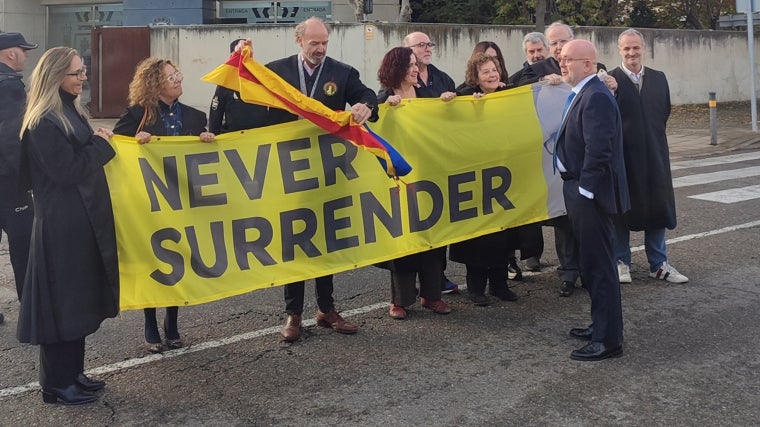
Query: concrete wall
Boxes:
[
  {"xmin": 148, "ymin": 23, "xmax": 758, "ymax": 112},
  {"xmin": 0, "ymin": 0, "xmax": 46, "ymax": 80}
]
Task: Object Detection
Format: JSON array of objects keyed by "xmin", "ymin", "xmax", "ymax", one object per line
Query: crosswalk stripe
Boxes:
[
  {"xmin": 672, "ymin": 166, "xmax": 760, "ymax": 188},
  {"xmin": 671, "ymin": 152, "xmax": 760, "ymax": 171},
  {"xmin": 688, "ymin": 184, "xmax": 760, "ymax": 203}
]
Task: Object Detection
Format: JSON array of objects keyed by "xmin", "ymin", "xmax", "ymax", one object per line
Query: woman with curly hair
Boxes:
[
  {"xmin": 376, "ymin": 47, "xmax": 453, "ymax": 320},
  {"xmin": 114, "ymin": 57, "xmax": 215, "ymax": 353},
  {"xmin": 18, "ymin": 46, "xmax": 117, "ymax": 405},
  {"xmin": 450, "ymin": 52, "xmax": 520, "ymax": 306},
  {"xmin": 456, "ymin": 41, "xmax": 511, "ymax": 92}
]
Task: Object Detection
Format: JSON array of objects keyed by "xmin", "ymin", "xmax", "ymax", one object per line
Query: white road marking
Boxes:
[
  {"xmin": 672, "ymin": 166, "xmax": 760, "ymax": 188},
  {"xmin": 688, "ymin": 184, "xmax": 760, "ymax": 203},
  {"xmin": 671, "ymin": 152, "xmax": 760, "ymax": 171},
  {"xmin": 3, "ymin": 220, "xmax": 760, "ymax": 400}
]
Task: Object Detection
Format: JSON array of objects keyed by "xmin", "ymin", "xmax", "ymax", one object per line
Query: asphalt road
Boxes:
[{"xmin": 1, "ymin": 135, "xmax": 759, "ymax": 426}]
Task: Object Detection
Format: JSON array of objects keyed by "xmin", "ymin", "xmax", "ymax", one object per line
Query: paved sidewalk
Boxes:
[{"xmin": 668, "ymin": 126, "xmax": 760, "ymax": 159}]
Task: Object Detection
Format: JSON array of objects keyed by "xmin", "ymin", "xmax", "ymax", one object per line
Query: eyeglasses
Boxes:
[
  {"xmin": 559, "ymin": 57, "xmax": 590, "ymax": 64},
  {"xmin": 411, "ymin": 42, "xmax": 436, "ymax": 49},
  {"xmin": 166, "ymin": 71, "xmax": 183, "ymax": 83},
  {"xmin": 65, "ymin": 67, "xmax": 87, "ymax": 79}
]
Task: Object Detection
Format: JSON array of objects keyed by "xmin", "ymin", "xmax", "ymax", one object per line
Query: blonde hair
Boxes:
[
  {"xmin": 20, "ymin": 47, "xmax": 88, "ymax": 137},
  {"xmin": 127, "ymin": 57, "xmax": 180, "ymax": 126}
]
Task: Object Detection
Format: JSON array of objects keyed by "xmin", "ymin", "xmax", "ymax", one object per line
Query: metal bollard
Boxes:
[{"xmin": 709, "ymin": 92, "xmax": 717, "ymax": 146}]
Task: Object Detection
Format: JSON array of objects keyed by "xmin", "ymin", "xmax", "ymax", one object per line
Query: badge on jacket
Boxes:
[
  {"xmin": 211, "ymin": 96, "xmax": 219, "ymax": 110},
  {"xmin": 323, "ymin": 81, "xmax": 337, "ymax": 96}
]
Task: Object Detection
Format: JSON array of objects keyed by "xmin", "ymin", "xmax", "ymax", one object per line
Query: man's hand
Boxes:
[
  {"xmin": 234, "ymin": 39, "xmax": 253, "ymax": 55},
  {"xmin": 350, "ymin": 102, "xmax": 373, "ymax": 125},
  {"xmin": 602, "ymin": 74, "xmax": 618, "ymax": 92},
  {"xmin": 541, "ymin": 73, "xmax": 563, "ymax": 85}
]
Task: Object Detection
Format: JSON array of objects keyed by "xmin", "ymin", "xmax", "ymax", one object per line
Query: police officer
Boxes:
[
  {"xmin": 208, "ymin": 38, "xmax": 269, "ymax": 134},
  {"xmin": 0, "ymin": 32, "xmax": 37, "ymax": 307}
]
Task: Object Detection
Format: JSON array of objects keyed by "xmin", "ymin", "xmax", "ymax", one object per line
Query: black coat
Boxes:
[
  {"xmin": 266, "ymin": 55, "xmax": 378, "ymax": 126},
  {"xmin": 609, "ymin": 67, "xmax": 677, "ymax": 231},
  {"xmin": 208, "ymin": 86, "xmax": 269, "ymax": 134},
  {"xmin": 517, "ymin": 57, "xmax": 606, "ymax": 87},
  {"xmin": 0, "ymin": 63, "xmax": 31, "ymax": 207},
  {"xmin": 17, "ymin": 91, "xmax": 119, "ymax": 345},
  {"xmin": 113, "ymin": 102, "xmax": 208, "ymax": 137}
]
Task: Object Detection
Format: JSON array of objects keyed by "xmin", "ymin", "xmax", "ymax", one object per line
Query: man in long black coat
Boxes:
[
  {"xmin": 609, "ymin": 29, "xmax": 688, "ymax": 284},
  {"xmin": 263, "ymin": 17, "xmax": 378, "ymax": 342},
  {"xmin": 0, "ymin": 33, "xmax": 36, "ymax": 307}
]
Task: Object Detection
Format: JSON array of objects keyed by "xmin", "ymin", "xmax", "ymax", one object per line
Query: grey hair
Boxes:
[
  {"xmin": 546, "ymin": 21, "xmax": 574, "ymax": 39},
  {"xmin": 618, "ymin": 28, "xmax": 645, "ymax": 45},
  {"xmin": 523, "ymin": 32, "xmax": 548, "ymax": 51},
  {"xmin": 295, "ymin": 17, "xmax": 330, "ymax": 38}
]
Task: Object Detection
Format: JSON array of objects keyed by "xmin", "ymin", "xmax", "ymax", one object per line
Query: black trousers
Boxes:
[
  {"xmin": 390, "ymin": 250, "xmax": 443, "ymax": 307},
  {"xmin": 563, "ymin": 181, "xmax": 624, "ymax": 346},
  {"xmin": 550, "ymin": 215, "xmax": 580, "ymax": 283},
  {"xmin": 39, "ymin": 338, "xmax": 85, "ymax": 388},
  {"xmin": 0, "ymin": 199, "xmax": 33, "ymax": 300},
  {"xmin": 284, "ymin": 275, "xmax": 334, "ymax": 315}
]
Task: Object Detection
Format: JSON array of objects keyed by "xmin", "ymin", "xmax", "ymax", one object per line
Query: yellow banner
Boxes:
[{"xmin": 106, "ymin": 84, "xmax": 569, "ymax": 310}]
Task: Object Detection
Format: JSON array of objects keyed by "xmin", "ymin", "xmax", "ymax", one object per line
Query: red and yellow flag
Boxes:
[{"xmin": 201, "ymin": 47, "xmax": 411, "ymax": 177}]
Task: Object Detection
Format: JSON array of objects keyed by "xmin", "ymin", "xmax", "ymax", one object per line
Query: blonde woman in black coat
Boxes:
[{"xmin": 18, "ymin": 46, "xmax": 118, "ymax": 405}]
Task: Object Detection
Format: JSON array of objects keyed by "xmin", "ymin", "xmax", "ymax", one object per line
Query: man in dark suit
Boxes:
[
  {"xmin": 508, "ymin": 32, "xmax": 548, "ymax": 87},
  {"xmin": 609, "ymin": 29, "xmax": 688, "ymax": 285},
  {"xmin": 555, "ymin": 39, "xmax": 630, "ymax": 361},
  {"xmin": 264, "ymin": 17, "xmax": 378, "ymax": 342},
  {"xmin": 516, "ymin": 22, "xmax": 618, "ymax": 298}
]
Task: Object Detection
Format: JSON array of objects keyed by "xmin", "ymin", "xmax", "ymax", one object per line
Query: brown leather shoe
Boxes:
[
  {"xmin": 316, "ymin": 309, "xmax": 358, "ymax": 334},
  {"xmin": 280, "ymin": 314, "xmax": 302, "ymax": 342},
  {"xmin": 420, "ymin": 298, "xmax": 452, "ymax": 314}
]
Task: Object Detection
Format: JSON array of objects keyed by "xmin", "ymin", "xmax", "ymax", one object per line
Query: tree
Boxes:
[
  {"xmin": 411, "ymin": 0, "xmax": 497, "ymax": 24},
  {"xmin": 346, "ymin": 0, "xmax": 365, "ymax": 22},
  {"xmin": 399, "ymin": 0, "xmax": 413, "ymax": 22},
  {"xmin": 628, "ymin": 1, "xmax": 658, "ymax": 27}
]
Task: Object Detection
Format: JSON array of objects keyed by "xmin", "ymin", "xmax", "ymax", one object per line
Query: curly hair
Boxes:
[
  {"xmin": 471, "ymin": 41, "xmax": 509, "ymax": 83},
  {"xmin": 378, "ymin": 47, "xmax": 415, "ymax": 90},
  {"xmin": 127, "ymin": 57, "xmax": 180, "ymax": 126},
  {"xmin": 464, "ymin": 52, "xmax": 501, "ymax": 89}
]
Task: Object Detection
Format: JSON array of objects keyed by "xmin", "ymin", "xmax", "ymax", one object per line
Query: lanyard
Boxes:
[{"xmin": 297, "ymin": 53, "xmax": 325, "ymax": 98}]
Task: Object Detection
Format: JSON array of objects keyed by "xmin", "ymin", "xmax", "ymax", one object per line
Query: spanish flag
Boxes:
[{"xmin": 201, "ymin": 47, "xmax": 412, "ymax": 177}]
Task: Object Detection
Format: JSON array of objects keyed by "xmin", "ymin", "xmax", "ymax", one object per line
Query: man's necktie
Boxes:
[{"xmin": 554, "ymin": 91, "xmax": 576, "ymax": 172}]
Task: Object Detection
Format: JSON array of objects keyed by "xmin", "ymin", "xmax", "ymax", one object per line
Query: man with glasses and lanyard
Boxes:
[{"xmin": 263, "ymin": 17, "xmax": 378, "ymax": 342}]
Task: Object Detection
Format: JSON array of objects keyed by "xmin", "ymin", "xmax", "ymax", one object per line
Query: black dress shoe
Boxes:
[
  {"xmin": 559, "ymin": 281, "xmax": 575, "ymax": 297},
  {"xmin": 76, "ymin": 373, "xmax": 105, "ymax": 392},
  {"xmin": 569, "ymin": 326, "xmax": 593, "ymax": 341},
  {"xmin": 41, "ymin": 384, "xmax": 98, "ymax": 405},
  {"xmin": 570, "ymin": 342, "xmax": 623, "ymax": 361},
  {"xmin": 490, "ymin": 286, "xmax": 519, "ymax": 302}
]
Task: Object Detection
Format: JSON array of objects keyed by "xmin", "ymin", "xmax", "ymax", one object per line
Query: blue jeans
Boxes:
[{"xmin": 614, "ymin": 220, "xmax": 667, "ymax": 272}]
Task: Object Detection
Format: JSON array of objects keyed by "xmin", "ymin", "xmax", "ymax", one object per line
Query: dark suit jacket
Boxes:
[
  {"xmin": 609, "ymin": 66, "xmax": 676, "ymax": 231},
  {"xmin": 114, "ymin": 103, "xmax": 208, "ymax": 137},
  {"xmin": 265, "ymin": 55, "xmax": 378, "ymax": 125},
  {"xmin": 517, "ymin": 57, "xmax": 607, "ymax": 87},
  {"xmin": 556, "ymin": 75, "xmax": 630, "ymax": 215}
]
